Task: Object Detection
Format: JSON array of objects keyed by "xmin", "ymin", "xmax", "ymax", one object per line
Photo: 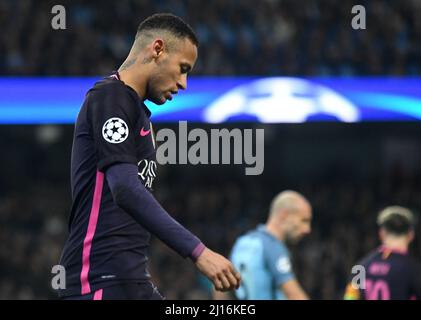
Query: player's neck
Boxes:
[
  {"xmin": 382, "ymin": 237, "xmax": 408, "ymax": 253},
  {"xmin": 265, "ymin": 222, "xmax": 285, "ymax": 242},
  {"xmin": 118, "ymin": 68, "xmax": 147, "ymax": 100}
]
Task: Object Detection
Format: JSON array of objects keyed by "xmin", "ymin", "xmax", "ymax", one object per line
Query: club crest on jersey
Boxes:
[
  {"xmin": 102, "ymin": 117, "xmax": 129, "ymax": 144},
  {"xmin": 276, "ymin": 257, "xmax": 291, "ymax": 274}
]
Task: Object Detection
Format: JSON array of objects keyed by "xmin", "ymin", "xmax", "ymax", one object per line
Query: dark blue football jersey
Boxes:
[
  {"xmin": 59, "ymin": 73, "xmax": 158, "ymax": 296},
  {"xmin": 345, "ymin": 246, "xmax": 421, "ymax": 300}
]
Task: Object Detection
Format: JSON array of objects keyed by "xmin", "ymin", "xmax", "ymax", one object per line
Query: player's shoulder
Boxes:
[
  {"xmin": 85, "ymin": 76, "xmax": 141, "ymax": 117},
  {"xmin": 243, "ymin": 226, "xmax": 270, "ymax": 243},
  {"xmin": 235, "ymin": 229, "xmax": 260, "ymax": 244},
  {"xmin": 232, "ymin": 228, "xmax": 264, "ymax": 251},
  {"xmin": 85, "ymin": 76, "xmax": 138, "ymax": 107},
  {"xmin": 256, "ymin": 226, "xmax": 285, "ymax": 246},
  {"xmin": 357, "ymin": 249, "xmax": 381, "ymax": 267},
  {"xmin": 90, "ymin": 76, "xmax": 134, "ymax": 98},
  {"xmin": 356, "ymin": 247, "xmax": 410, "ymax": 268},
  {"xmin": 254, "ymin": 226, "xmax": 289, "ymax": 256}
]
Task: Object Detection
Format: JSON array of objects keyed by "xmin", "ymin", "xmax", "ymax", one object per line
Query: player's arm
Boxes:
[
  {"xmin": 212, "ymin": 288, "xmax": 235, "ymax": 300},
  {"xmin": 280, "ymin": 279, "xmax": 309, "ymax": 300},
  {"xmin": 266, "ymin": 246, "xmax": 310, "ymax": 300},
  {"xmin": 106, "ymin": 163, "xmax": 241, "ymax": 291},
  {"xmin": 106, "ymin": 163, "xmax": 203, "ymax": 259},
  {"xmin": 90, "ymin": 83, "xmax": 240, "ymax": 291},
  {"xmin": 90, "ymin": 83, "xmax": 203, "ymax": 260}
]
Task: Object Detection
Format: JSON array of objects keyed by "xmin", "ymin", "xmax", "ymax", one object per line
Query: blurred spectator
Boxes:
[
  {"xmin": 1, "ymin": 0, "xmax": 420, "ymax": 299},
  {"xmin": 0, "ymin": 0, "xmax": 420, "ymax": 76},
  {"xmin": 1, "ymin": 124, "xmax": 420, "ymax": 299}
]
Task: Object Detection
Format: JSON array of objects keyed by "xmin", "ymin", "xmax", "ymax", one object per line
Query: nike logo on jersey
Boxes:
[{"xmin": 140, "ymin": 127, "xmax": 151, "ymax": 136}]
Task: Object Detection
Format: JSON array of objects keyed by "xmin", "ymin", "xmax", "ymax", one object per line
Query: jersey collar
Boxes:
[
  {"xmin": 110, "ymin": 71, "xmax": 152, "ymax": 118},
  {"xmin": 378, "ymin": 245, "xmax": 408, "ymax": 255}
]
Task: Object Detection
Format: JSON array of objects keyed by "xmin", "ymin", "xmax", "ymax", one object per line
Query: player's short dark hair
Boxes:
[
  {"xmin": 377, "ymin": 206, "xmax": 415, "ymax": 236},
  {"xmin": 136, "ymin": 13, "xmax": 199, "ymax": 47}
]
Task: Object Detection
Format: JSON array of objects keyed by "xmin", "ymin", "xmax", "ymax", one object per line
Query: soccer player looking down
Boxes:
[
  {"xmin": 58, "ymin": 13, "xmax": 241, "ymax": 300},
  {"xmin": 216, "ymin": 191, "xmax": 312, "ymax": 300},
  {"xmin": 344, "ymin": 206, "xmax": 421, "ymax": 300}
]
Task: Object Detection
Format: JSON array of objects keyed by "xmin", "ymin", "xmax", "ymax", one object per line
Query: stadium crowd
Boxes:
[
  {"xmin": 1, "ymin": 0, "xmax": 421, "ymax": 76},
  {"xmin": 1, "ymin": 0, "xmax": 420, "ymax": 300},
  {"xmin": 1, "ymin": 125, "xmax": 420, "ymax": 299}
]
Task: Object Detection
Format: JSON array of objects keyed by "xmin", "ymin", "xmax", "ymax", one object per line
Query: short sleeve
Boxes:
[
  {"xmin": 88, "ymin": 83, "xmax": 139, "ymax": 171},
  {"xmin": 266, "ymin": 243, "xmax": 295, "ymax": 286}
]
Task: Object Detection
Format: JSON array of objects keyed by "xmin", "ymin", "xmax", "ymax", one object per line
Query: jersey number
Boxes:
[{"xmin": 365, "ymin": 279, "xmax": 390, "ymax": 300}]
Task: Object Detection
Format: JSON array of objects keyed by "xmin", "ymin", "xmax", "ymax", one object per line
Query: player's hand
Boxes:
[{"xmin": 194, "ymin": 247, "xmax": 241, "ymax": 292}]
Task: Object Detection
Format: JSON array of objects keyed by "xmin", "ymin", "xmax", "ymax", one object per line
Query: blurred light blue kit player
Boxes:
[{"xmin": 231, "ymin": 191, "xmax": 312, "ymax": 300}]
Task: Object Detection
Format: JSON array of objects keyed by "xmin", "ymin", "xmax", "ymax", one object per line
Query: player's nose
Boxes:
[{"xmin": 177, "ymin": 74, "xmax": 187, "ymax": 90}]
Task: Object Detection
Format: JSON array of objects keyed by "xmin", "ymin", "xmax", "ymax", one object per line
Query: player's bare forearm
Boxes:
[
  {"xmin": 212, "ymin": 288, "xmax": 235, "ymax": 300},
  {"xmin": 281, "ymin": 279, "xmax": 310, "ymax": 300}
]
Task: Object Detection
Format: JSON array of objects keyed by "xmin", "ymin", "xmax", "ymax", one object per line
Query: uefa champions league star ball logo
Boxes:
[
  {"xmin": 203, "ymin": 78, "xmax": 360, "ymax": 123},
  {"xmin": 102, "ymin": 117, "xmax": 129, "ymax": 144}
]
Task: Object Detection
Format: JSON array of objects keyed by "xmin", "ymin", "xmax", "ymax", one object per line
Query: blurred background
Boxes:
[{"xmin": 1, "ymin": 0, "xmax": 421, "ymax": 299}]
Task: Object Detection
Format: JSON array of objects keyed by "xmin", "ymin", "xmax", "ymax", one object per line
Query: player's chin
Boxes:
[
  {"xmin": 288, "ymin": 236, "xmax": 302, "ymax": 244},
  {"xmin": 150, "ymin": 95, "xmax": 167, "ymax": 105},
  {"xmin": 295, "ymin": 235, "xmax": 306, "ymax": 243}
]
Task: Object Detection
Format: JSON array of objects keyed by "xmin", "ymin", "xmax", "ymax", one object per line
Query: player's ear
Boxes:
[
  {"xmin": 408, "ymin": 229, "xmax": 415, "ymax": 243},
  {"xmin": 278, "ymin": 208, "xmax": 289, "ymax": 222},
  {"xmin": 379, "ymin": 228, "xmax": 385, "ymax": 241},
  {"xmin": 152, "ymin": 39, "xmax": 165, "ymax": 59}
]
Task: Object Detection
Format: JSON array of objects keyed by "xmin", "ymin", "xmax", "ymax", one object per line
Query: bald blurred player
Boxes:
[
  {"xmin": 215, "ymin": 191, "xmax": 312, "ymax": 300},
  {"xmin": 344, "ymin": 206, "xmax": 421, "ymax": 300}
]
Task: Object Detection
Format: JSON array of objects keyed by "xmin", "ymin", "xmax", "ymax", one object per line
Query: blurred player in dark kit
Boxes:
[{"xmin": 344, "ymin": 206, "xmax": 421, "ymax": 300}]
